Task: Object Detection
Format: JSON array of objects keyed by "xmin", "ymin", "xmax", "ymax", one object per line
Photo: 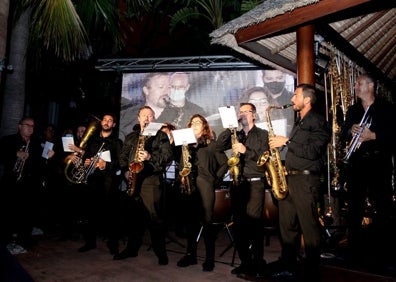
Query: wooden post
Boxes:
[{"xmin": 296, "ymin": 25, "xmax": 315, "ymax": 85}]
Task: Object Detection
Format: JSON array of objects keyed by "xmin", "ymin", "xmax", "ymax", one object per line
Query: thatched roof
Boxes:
[{"xmin": 210, "ymin": 0, "xmax": 396, "ymax": 89}]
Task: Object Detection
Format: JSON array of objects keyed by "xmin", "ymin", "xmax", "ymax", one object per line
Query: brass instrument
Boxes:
[
  {"xmin": 13, "ymin": 140, "xmax": 30, "ymax": 181},
  {"xmin": 227, "ymin": 128, "xmax": 240, "ymax": 185},
  {"xmin": 127, "ymin": 124, "xmax": 148, "ymax": 196},
  {"xmin": 64, "ymin": 120, "xmax": 100, "ymax": 184},
  {"xmin": 179, "ymin": 142, "xmax": 192, "ymax": 195},
  {"xmin": 342, "ymin": 105, "xmax": 371, "ymax": 163},
  {"xmin": 79, "ymin": 142, "xmax": 106, "ymax": 184},
  {"xmin": 257, "ymin": 104, "xmax": 292, "ymax": 200}
]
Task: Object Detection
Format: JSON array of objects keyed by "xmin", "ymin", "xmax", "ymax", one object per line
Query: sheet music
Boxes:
[
  {"xmin": 218, "ymin": 106, "xmax": 239, "ymax": 128},
  {"xmin": 172, "ymin": 128, "xmax": 197, "ymax": 146},
  {"xmin": 142, "ymin": 122, "xmax": 163, "ymax": 136}
]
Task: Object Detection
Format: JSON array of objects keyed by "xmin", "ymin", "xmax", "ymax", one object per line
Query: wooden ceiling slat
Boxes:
[
  {"xmin": 344, "ymin": 11, "xmax": 388, "ymax": 41},
  {"xmin": 383, "ymin": 44, "xmax": 396, "ymax": 77},
  {"xmin": 373, "ymin": 27, "xmax": 396, "ymax": 66},
  {"xmin": 352, "ymin": 11, "xmax": 395, "ymax": 55},
  {"xmin": 234, "ymin": 0, "xmax": 371, "ymax": 44},
  {"xmin": 368, "ymin": 21, "xmax": 396, "ymax": 62}
]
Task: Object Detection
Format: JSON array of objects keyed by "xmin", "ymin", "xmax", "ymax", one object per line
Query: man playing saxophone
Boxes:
[
  {"xmin": 216, "ymin": 102, "xmax": 269, "ymax": 277},
  {"xmin": 75, "ymin": 113, "xmax": 123, "ymax": 256},
  {"xmin": 0, "ymin": 117, "xmax": 54, "ymax": 252},
  {"xmin": 116, "ymin": 106, "xmax": 173, "ymax": 265},
  {"xmin": 339, "ymin": 74, "xmax": 395, "ymax": 269},
  {"xmin": 268, "ymin": 84, "xmax": 330, "ymax": 281}
]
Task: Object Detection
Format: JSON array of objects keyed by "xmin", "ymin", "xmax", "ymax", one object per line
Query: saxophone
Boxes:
[
  {"xmin": 227, "ymin": 128, "xmax": 240, "ymax": 185},
  {"xmin": 179, "ymin": 142, "xmax": 192, "ymax": 195},
  {"xmin": 257, "ymin": 104, "xmax": 292, "ymax": 200},
  {"xmin": 127, "ymin": 125, "xmax": 147, "ymax": 196}
]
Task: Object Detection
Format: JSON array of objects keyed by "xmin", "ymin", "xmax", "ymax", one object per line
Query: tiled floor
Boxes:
[{"xmin": 9, "ymin": 225, "xmax": 396, "ymax": 282}]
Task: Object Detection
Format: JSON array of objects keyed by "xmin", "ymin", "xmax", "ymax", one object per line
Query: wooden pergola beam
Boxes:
[{"xmin": 235, "ymin": 0, "xmax": 371, "ymax": 44}]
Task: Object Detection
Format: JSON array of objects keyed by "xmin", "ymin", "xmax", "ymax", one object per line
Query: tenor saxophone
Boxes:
[
  {"xmin": 179, "ymin": 143, "xmax": 192, "ymax": 195},
  {"xmin": 127, "ymin": 125, "xmax": 147, "ymax": 196},
  {"xmin": 257, "ymin": 104, "xmax": 292, "ymax": 200},
  {"xmin": 227, "ymin": 128, "xmax": 240, "ymax": 185}
]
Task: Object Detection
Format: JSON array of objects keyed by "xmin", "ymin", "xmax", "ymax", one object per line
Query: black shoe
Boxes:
[
  {"xmin": 78, "ymin": 243, "xmax": 96, "ymax": 253},
  {"xmin": 253, "ymin": 259, "xmax": 268, "ymax": 278},
  {"xmin": 158, "ymin": 255, "xmax": 169, "ymax": 265},
  {"xmin": 106, "ymin": 241, "xmax": 119, "ymax": 255},
  {"xmin": 113, "ymin": 249, "xmax": 138, "ymax": 260},
  {"xmin": 231, "ymin": 263, "xmax": 252, "ymax": 275},
  {"xmin": 202, "ymin": 258, "xmax": 215, "ymax": 272},
  {"xmin": 177, "ymin": 254, "xmax": 197, "ymax": 267}
]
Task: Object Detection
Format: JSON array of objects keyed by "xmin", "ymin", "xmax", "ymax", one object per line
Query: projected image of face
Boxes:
[
  {"xmin": 169, "ymin": 72, "xmax": 190, "ymax": 107},
  {"xmin": 143, "ymin": 73, "xmax": 170, "ymax": 108},
  {"xmin": 248, "ymin": 90, "xmax": 269, "ymax": 122}
]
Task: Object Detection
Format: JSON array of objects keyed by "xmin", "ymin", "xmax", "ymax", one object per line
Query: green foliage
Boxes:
[
  {"xmin": 241, "ymin": 0, "xmax": 263, "ymax": 13},
  {"xmin": 28, "ymin": 0, "xmax": 91, "ymax": 62}
]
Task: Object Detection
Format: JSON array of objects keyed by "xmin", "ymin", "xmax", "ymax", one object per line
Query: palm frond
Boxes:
[
  {"xmin": 29, "ymin": 0, "xmax": 91, "ymax": 62},
  {"xmin": 170, "ymin": 7, "xmax": 200, "ymax": 32},
  {"xmin": 75, "ymin": 0, "xmax": 125, "ymax": 53}
]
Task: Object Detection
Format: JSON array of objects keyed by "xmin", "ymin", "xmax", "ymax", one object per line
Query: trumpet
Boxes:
[
  {"xmin": 79, "ymin": 143, "xmax": 106, "ymax": 184},
  {"xmin": 342, "ymin": 105, "xmax": 371, "ymax": 163},
  {"xmin": 13, "ymin": 140, "xmax": 30, "ymax": 181}
]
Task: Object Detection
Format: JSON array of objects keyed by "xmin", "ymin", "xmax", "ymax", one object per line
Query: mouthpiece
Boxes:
[{"xmin": 282, "ymin": 104, "xmax": 294, "ymax": 109}]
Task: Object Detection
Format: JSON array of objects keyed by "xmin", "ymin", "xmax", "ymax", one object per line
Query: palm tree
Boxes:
[{"xmin": 0, "ymin": 0, "xmax": 124, "ymax": 136}]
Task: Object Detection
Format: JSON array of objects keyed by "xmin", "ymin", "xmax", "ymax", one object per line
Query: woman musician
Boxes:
[{"xmin": 174, "ymin": 114, "xmax": 228, "ymax": 272}]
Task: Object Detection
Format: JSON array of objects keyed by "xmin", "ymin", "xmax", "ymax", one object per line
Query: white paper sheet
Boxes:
[
  {"xmin": 142, "ymin": 122, "xmax": 163, "ymax": 136},
  {"xmin": 172, "ymin": 128, "xmax": 197, "ymax": 146},
  {"xmin": 62, "ymin": 136, "xmax": 74, "ymax": 152},
  {"xmin": 42, "ymin": 141, "xmax": 54, "ymax": 159},
  {"xmin": 218, "ymin": 106, "xmax": 239, "ymax": 129},
  {"xmin": 100, "ymin": 150, "xmax": 111, "ymax": 162}
]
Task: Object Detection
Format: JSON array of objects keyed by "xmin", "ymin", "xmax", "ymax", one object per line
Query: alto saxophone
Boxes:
[
  {"xmin": 227, "ymin": 128, "xmax": 240, "ymax": 185},
  {"xmin": 257, "ymin": 104, "xmax": 292, "ymax": 200},
  {"xmin": 179, "ymin": 142, "xmax": 192, "ymax": 195},
  {"xmin": 127, "ymin": 125, "xmax": 147, "ymax": 196}
]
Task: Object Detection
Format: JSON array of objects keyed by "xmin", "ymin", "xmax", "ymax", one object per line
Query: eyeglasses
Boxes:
[
  {"xmin": 190, "ymin": 120, "xmax": 203, "ymax": 126},
  {"xmin": 239, "ymin": 110, "xmax": 253, "ymax": 115},
  {"xmin": 21, "ymin": 124, "xmax": 34, "ymax": 128}
]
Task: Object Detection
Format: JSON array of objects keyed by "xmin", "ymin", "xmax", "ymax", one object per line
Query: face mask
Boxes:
[
  {"xmin": 170, "ymin": 89, "xmax": 186, "ymax": 102},
  {"xmin": 266, "ymin": 81, "xmax": 285, "ymax": 94}
]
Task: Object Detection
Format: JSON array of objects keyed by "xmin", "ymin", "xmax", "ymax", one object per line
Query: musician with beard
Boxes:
[
  {"xmin": 216, "ymin": 103, "xmax": 269, "ymax": 277},
  {"xmin": 116, "ymin": 106, "xmax": 173, "ymax": 265},
  {"xmin": 76, "ymin": 113, "xmax": 123, "ymax": 256},
  {"xmin": 119, "ymin": 73, "xmax": 171, "ymax": 141}
]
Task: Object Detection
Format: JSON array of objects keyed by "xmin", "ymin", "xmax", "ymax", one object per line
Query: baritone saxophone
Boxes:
[{"xmin": 257, "ymin": 104, "xmax": 292, "ymax": 200}]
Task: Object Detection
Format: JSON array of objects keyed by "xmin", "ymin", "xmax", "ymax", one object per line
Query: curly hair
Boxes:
[{"xmin": 187, "ymin": 114, "xmax": 214, "ymax": 144}]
